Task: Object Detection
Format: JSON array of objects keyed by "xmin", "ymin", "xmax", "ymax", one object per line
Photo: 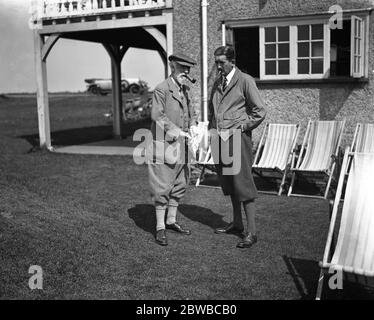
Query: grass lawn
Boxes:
[{"xmin": 0, "ymin": 93, "xmax": 373, "ymax": 300}]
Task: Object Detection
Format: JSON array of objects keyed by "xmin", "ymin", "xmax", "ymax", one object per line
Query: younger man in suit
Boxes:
[{"xmin": 208, "ymin": 45, "xmax": 266, "ymax": 249}]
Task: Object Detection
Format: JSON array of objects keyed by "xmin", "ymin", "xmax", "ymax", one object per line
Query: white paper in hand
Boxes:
[{"xmin": 188, "ymin": 122, "xmax": 209, "ymax": 160}]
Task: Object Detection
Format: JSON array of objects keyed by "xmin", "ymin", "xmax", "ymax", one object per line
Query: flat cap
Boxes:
[{"xmin": 168, "ymin": 53, "xmax": 197, "ymax": 67}]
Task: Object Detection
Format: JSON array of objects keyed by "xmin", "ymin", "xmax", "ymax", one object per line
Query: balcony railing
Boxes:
[{"xmin": 30, "ymin": 0, "xmax": 170, "ymax": 20}]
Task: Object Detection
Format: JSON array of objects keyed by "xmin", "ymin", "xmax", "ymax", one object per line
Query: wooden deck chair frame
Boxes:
[
  {"xmin": 315, "ymin": 147, "xmax": 374, "ymax": 299},
  {"xmin": 287, "ymin": 119, "xmax": 346, "ymax": 199},
  {"xmin": 351, "ymin": 123, "xmax": 374, "ymax": 153},
  {"xmin": 252, "ymin": 123, "xmax": 300, "ymax": 196},
  {"xmin": 195, "ymin": 145, "xmax": 218, "ymax": 188}
]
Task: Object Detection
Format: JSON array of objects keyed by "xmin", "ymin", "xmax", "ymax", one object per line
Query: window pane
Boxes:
[
  {"xmin": 355, "ymin": 19, "xmax": 361, "ymax": 37},
  {"xmin": 278, "ymin": 60, "xmax": 290, "ymax": 75},
  {"xmin": 312, "ymin": 42, "xmax": 323, "ymax": 57},
  {"xmin": 265, "ymin": 44, "xmax": 276, "ymax": 58},
  {"xmin": 357, "ymin": 20, "xmax": 361, "ymax": 37},
  {"xmin": 278, "ymin": 26, "xmax": 289, "ymax": 41},
  {"xmin": 265, "ymin": 60, "xmax": 276, "ymax": 75},
  {"xmin": 298, "ymin": 25, "xmax": 309, "ymax": 40},
  {"xmin": 298, "ymin": 59, "xmax": 309, "ymax": 74},
  {"xmin": 298, "ymin": 43, "xmax": 309, "ymax": 57},
  {"xmin": 355, "ymin": 56, "xmax": 361, "ymax": 73},
  {"xmin": 278, "ymin": 43, "xmax": 289, "ymax": 58},
  {"xmin": 357, "ymin": 38, "xmax": 361, "ymax": 55},
  {"xmin": 265, "ymin": 27, "xmax": 276, "ymax": 42},
  {"xmin": 311, "ymin": 59, "xmax": 323, "ymax": 73},
  {"xmin": 311, "ymin": 24, "xmax": 323, "ymax": 39}
]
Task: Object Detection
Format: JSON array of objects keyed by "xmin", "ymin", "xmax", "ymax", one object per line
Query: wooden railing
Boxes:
[{"xmin": 31, "ymin": 0, "xmax": 170, "ymax": 20}]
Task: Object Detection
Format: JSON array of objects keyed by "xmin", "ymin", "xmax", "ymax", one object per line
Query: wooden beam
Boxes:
[
  {"xmin": 142, "ymin": 26, "xmax": 167, "ymax": 52},
  {"xmin": 33, "ymin": 31, "xmax": 51, "ymax": 149},
  {"xmin": 119, "ymin": 45, "xmax": 129, "ymax": 61},
  {"xmin": 102, "ymin": 42, "xmax": 116, "ymax": 61},
  {"xmin": 39, "ymin": 15, "xmax": 170, "ymax": 35},
  {"xmin": 41, "ymin": 34, "xmax": 61, "ymax": 61}
]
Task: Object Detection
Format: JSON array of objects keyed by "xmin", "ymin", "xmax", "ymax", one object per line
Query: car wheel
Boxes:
[
  {"xmin": 128, "ymin": 84, "xmax": 140, "ymax": 94},
  {"xmin": 121, "ymin": 80, "xmax": 129, "ymax": 92},
  {"xmin": 90, "ymin": 86, "xmax": 100, "ymax": 95}
]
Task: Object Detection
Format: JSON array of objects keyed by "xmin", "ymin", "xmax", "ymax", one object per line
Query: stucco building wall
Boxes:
[{"xmin": 172, "ymin": 0, "xmax": 374, "ymax": 146}]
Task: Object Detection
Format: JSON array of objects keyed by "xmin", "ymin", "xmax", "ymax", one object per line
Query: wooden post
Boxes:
[
  {"xmin": 111, "ymin": 53, "xmax": 123, "ymax": 139},
  {"xmin": 34, "ymin": 31, "xmax": 51, "ymax": 149},
  {"xmin": 104, "ymin": 43, "xmax": 124, "ymax": 139}
]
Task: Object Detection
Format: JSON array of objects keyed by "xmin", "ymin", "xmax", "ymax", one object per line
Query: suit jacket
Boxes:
[
  {"xmin": 208, "ymin": 68, "xmax": 266, "ymax": 134},
  {"xmin": 151, "ymin": 76, "xmax": 198, "ymax": 142}
]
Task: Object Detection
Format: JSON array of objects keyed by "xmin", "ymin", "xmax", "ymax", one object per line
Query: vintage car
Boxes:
[{"xmin": 85, "ymin": 77, "xmax": 148, "ymax": 95}]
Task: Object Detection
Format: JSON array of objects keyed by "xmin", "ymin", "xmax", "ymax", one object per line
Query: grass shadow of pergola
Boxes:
[{"xmin": 19, "ymin": 118, "xmax": 151, "ymax": 149}]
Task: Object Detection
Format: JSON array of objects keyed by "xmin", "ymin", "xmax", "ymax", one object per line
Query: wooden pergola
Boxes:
[{"xmin": 32, "ymin": 0, "xmax": 173, "ymax": 149}]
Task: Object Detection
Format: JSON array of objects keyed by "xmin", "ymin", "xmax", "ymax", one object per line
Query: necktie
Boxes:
[{"xmin": 222, "ymin": 75, "xmax": 228, "ymax": 91}]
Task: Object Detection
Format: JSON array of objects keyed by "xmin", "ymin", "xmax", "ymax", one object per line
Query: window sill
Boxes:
[{"xmin": 255, "ymin": 77, "xmax": 370, "ymax": 85}]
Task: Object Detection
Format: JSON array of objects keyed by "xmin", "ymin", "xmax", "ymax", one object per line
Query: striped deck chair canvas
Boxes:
[
  {"xmin": 253, "ymin": 123, "xmax": 300, "ymax": 195},
  {"xmin": 352, "ymin": 123, "xmax": 374, "ymax": 153},
  {"xmin": 316, "ymin": 148, "xmax": 374, "ymax": 299},
  {"xmin": 288, "ymin": 120, "xmax": 345, "ymax": 199}
]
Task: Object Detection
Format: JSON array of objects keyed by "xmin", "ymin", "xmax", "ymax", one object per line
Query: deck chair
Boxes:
[
  {"xmin": 316, "ymin": 147, "xmax": 374, "ymax": 299},
  {"xmin": 287, "ymin": 120, "xmax": 345, "ymax": 199},
  {"xmin": 195, "ymin": 145, "xmax": 215, "ymax": 187},
  {"xmin": 252, "ymin": 123, "xmax": 300, "ymax": 195},
  {"xmin": 351, "ymin": 123, "xmax": 374, "ymax": 153}
]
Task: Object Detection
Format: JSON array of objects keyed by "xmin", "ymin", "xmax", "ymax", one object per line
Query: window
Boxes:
[
  {"xmin": 259, "ymin": 21, "xmax": 330, "ymax": 80},
  {"xmin": 351, "ymin": 15, "xmax": 364, "ymax": 78},
  {"xmin": 330, "ymin": 20, "xmax": 350, "ymax": 77},
  {"xmin": 226, "ymin": 12, "xmax": 369, "ymax": 80},
  {"xmin": 297, "ymin": 24, "xmax": 324, "ymax": 75},
  {"xmin": 264, "ymin": 26, "xmax": 290, "ymax": 76}
]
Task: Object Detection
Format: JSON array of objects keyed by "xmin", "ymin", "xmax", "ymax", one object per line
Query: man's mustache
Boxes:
[{"xmin": 182, "ymin": 73, "xmax": 197, "ymax": 84}]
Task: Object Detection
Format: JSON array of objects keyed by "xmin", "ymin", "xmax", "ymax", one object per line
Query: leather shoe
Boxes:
[
  {"xmin": 236, "ymin": 233, "xmax": 257, "ymax": 249},
  {"xmin": 166, "ymin": 222, "xmax": 191, "ymax": 235},
  {"xmin": 155, "ymin": 229, "xmax": 168, "ymax": 246},
  {"xmin": 215, "ymin": 222, "xmax": 244, "ymax": 235}
]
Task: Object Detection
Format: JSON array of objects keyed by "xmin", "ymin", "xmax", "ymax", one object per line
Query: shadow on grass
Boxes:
[
  {"xmin": 20, "ymin": 118, "xmax": 151, "ymax": 148},
  {"xmin": 178, "ymin": 204, "xmax": 228, "ymax": 231},
  {"xmin": 283, "ymin": 255, "xmax": 374, "ymax": 300},
  {"xmin": 283, "ymin": 255, "xmax": 320, "ymax": 300},
  {"xmin": 128, "ymin": 204, "xmax": 156, "ymax": 236},
  {"xmin": 128, "ymin": 204, "xmax": 227, "ymax": 236}
]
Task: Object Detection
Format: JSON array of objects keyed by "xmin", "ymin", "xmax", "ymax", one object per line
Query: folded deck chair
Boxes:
[
  {"xmin": 287, "ymin": 120, "xmax": 345, "ymax": 199},
  {"xmin": 316, "ymin": 148, "xmax": 374, "ymax": 299},
  {"xmin": 252, "ymin": 123, "xmax": 300, "ymax": 195},
  {"xmin": 351, "ymin": 123, "xmax": 374, "ymax": 153}
]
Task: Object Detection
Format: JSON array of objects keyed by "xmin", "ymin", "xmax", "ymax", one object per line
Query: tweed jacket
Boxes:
[
  {"xmin": 151, "ymin": 76, "xmax": 198, "ymax": 142},
  {"xmin": 208, "ymin": 68, "xmax": 266, "ymax": 134}
]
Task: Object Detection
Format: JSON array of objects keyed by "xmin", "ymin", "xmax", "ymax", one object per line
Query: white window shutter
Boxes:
[
  {"xmin": 226, "ymin": 27, "xmax": 234, "ymax": 46},
  {"xmin": 350, "ymin": 15, "xmax": 364, "ymax": 78}
]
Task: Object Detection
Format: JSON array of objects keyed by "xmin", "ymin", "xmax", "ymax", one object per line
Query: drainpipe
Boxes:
[
  {"xmin": 201, "ymin": 0, "xmax": 208, "ymax": 122},
  {"xmin": 222, "ymin": 22, "xmax": 226, "ymax": 46}
]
